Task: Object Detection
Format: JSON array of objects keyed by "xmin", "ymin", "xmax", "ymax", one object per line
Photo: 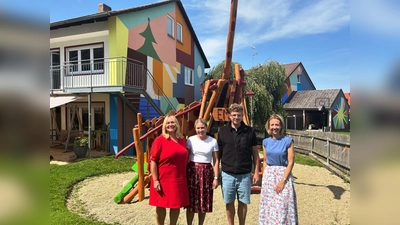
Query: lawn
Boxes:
[
  {"xmin": 294, "ymin": 154, "xmax": 323, "ymax": 167},
  {"xmin": 50, "ymin": 154, "xmax": 321, "ymax": 224},
  {"xmin": 334, "ymin": 131, "xmax": 350, "ymax": 136},
  {"xmin": 50, "ymin": 156, "xmax": 136, "ymax": 225}
]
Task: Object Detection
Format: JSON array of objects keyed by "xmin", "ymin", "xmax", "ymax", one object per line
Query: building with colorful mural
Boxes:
[
  {"xmin": 282, "ymin": 62, "xmax": 316, "ymax": 104},
  {"xmin": 277, "ymin": 62, "xmax": 350, "ymax": 131},
  {"xmin": 283, "ymin": 89, "xmax": 350, "ymax": 131},
  {"xmin": 50, "ymin": 0, "xmax": 209, "ymax": 155}
]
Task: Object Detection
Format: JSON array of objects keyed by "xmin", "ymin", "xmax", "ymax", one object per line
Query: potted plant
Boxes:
[{"xmin": 74, "ymin": 136, "xmax": 88, "ymax": 158}]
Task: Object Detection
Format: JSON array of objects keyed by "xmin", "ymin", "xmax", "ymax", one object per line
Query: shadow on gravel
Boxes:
[
  {"xmin": 294, "ymin": 182, "xmax": 347, "ymax": 200},
  {"xmin": 327, "ymin": 185, "xmax": 347, "ymax": 200}
]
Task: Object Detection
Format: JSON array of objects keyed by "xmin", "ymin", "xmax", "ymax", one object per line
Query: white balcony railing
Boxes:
[
  {"xmin": 50, "ymin": 57, "xmax": 146, "ymax": 90},
  {"xmin": 50, "ymin": 56, "xmax": 176, "ymax": 112}
]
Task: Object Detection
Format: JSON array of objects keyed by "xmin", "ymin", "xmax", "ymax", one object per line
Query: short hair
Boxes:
[
  {"xmin": 194, "ymin": 118, "xmax": 208, "ymax": 128},
  {"xmin": 228, "ymin": 103, "xmax": 243, "ymax": 114},
  {"xmin": 161, "ymin": 115, "xmax": 183, "ymax": 139},
  {"xmin": 265, "ymin": 114, "xmax": 285, "ymax": 136}
]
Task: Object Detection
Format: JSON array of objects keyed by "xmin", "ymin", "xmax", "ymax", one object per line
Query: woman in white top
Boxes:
[{"xmin": 186, "ymin": 118, "xmax": 219, "ymax": 225}]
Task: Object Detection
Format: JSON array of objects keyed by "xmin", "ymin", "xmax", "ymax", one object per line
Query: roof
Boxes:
[
  {"xmin": 344, "ymin": 92, "xmax": 350, "ymax": 106},
  {"xmin": 284, "ymin": 62, "xmax": 301, "ymax": 78},
  {"xmin": 283, "ymin": 89, "xmax": 342, "ymax": 109},
  {"xmin": 50, "ymin": 0, "xmax": 210, "ymax": 68},
  {"xmin": 283, "ymin": 62, "xmax": 316, "ymax": 90}
]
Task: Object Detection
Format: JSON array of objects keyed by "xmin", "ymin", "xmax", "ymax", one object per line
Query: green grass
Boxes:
[
  {"xmin": 294, "ymin": 154, "xmax": 323, "ymax": 167},
  {"xmin": 259, "ymin": 149, "xmax": 323, "ymax": 167},
  {"xmin": 334, "ymin": 131, "xmax": 350, "ymax": 136},
  {"xmin": 50, "ymin": 156, "xmax": 136, "ymax": 225}
]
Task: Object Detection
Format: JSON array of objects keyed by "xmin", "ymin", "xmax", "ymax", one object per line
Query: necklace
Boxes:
[{"xmin": 272, "ymin": 135, "xmax": 282, "ymax": 144}]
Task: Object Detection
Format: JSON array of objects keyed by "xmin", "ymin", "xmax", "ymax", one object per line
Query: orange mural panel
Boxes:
[
  {"xmin": 175, "ymin": 4, "xmax": 191, "ymax": 54},
  {"xmin": 152, "ymin": 60, "xmax": 164, "ymax": 96},
  {"xmin": 162, "ymin": 64, "xmax": 174, "ymax": 96}
]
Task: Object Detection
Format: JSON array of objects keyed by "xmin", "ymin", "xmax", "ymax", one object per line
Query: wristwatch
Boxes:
[{"xmin": 214, "ymin": 176, "xmax": 219, "ymax": 180}]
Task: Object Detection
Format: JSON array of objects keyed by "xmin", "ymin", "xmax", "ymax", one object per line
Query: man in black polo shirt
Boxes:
[{"xmin": 218, "ymin": 103, "xmax": 260, "ymax": 225}]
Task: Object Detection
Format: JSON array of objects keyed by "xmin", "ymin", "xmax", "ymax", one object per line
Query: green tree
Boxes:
[
  {"xmin": 245, "ymin": 60, "xmax": 287, "ymax": 131},
  {"xmin": 137, "ymin": 18, "xmax": 161, "ymax": 61}
]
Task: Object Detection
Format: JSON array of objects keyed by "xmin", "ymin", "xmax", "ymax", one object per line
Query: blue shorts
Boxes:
[{"xmin": 221, "ymin": 171, "xmax": 252, "ymax": 204}]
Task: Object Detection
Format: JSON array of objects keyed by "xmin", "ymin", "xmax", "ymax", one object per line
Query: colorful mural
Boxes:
[
  {"xmin": 108, "ymin": 2, "xmax": 205, "ymax": 114},
  {"xmin": 332, "ymin": 97, "xmax": 349, "ymax": 129},
  {"xmin": 282, "ymin": 79, "xmax": 292, "ymax": 103},
  {"xmin": 282, "ymin": 63, "xmax": 315, "ymax": 104}
]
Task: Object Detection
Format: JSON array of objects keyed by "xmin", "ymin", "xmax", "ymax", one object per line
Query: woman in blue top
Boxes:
[{"xmin": 258, "ymin": 114, "xmax": 298, "ymax": 225}]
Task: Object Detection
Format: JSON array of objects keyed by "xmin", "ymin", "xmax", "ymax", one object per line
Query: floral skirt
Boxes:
[
  {"xmin": 258, "ymin": 166, "xmax": 298, "ymax": 225},
  {"xmin": 186, "ymin": 161, "xmax": 214, "ymax": 213}
]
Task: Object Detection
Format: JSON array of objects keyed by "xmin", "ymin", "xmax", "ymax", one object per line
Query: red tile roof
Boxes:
[{"xmin": 344, "ymin": 93, "xmax": 350, "ymax": 106}]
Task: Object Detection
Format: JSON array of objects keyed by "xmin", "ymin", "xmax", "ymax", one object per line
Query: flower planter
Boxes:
[{"xmin": 74, "ymin": 146, "xmax": 88, "ymax": 158}]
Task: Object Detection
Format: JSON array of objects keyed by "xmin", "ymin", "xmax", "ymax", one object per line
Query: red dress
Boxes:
[{"xmin": 149, "ymin": 135, "xmax": 189, "ymax": 208}]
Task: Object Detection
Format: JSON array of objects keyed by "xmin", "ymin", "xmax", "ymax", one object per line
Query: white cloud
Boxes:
[
  {"xmin": 352, "ymin": 0, "xmax": 400, "ymax": 37},
  {"xmin": 186, "ymin": 0, "xmax": 349, "ymax": 67}
]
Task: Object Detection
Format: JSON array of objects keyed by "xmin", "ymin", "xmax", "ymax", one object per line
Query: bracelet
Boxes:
[{"xmin": 214, "ymin": 176, "xmax": 219, "ymax": 180}]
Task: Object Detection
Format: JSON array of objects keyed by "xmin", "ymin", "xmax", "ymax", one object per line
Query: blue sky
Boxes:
[
  {"xmin": 48, "ymin": 0, "xmax": 351, "ymax": 92},
  {"xmin": 7, "ymin": 0, "xmax": 400, "ymax": 94}
]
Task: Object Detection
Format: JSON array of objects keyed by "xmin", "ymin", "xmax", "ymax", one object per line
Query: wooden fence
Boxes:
[{"xmin": 286, "ymin": 130, "xmax": 350, "ymax": 176}]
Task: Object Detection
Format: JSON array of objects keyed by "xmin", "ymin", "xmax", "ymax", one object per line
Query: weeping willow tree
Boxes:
[
  {"xmin": 204, "ymin": 60, "xmax": 241, "ymax": 82},
  {"xmin": 204, "ymin": 59, "xmax": 286, "ymax": 132},
  {"xmin": 245, "ymin": 60, "xmax": 287, "ymax": 131}
]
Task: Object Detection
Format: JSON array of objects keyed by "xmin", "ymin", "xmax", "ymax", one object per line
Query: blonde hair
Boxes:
[
  {"xmin": 194, "ymin": 118, "xmax": 207, "ymax": 128},
  {"xmin": 161, "ymin": 115, "xmax": 183, "ymax": 139},
  {"xmin": 265, "ymin": 114, "xmax": 285, "ymax": 135},
  {"xmin": 228, "ymin": 103, "xmax": 244, "ymax": 114}
]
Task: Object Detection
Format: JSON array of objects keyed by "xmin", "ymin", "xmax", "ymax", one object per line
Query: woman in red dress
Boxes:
[{"xmin": 149, "ymin": 115, "xmax": 189, "ymax": 225}]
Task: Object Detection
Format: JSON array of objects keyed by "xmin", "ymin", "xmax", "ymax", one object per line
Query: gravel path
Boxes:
[{"xmin": 66, "ymin": 164, "xmax": 350, "ymax": 225}]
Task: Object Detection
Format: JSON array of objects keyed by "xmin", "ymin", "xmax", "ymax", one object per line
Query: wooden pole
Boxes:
[
  {"xmin": 199, "ymin": 80, "xmax": 210, "ymax": 119},
  {"xmin": 133, "ymin": 127, "xmax": 144, "ymax": 201},
  {"xmin": 222, "ymin": 0, "xmax": 239, "ymax": 80},
  {"xmin": 64, "ymin": 106, "xmax": 76, "ymax": 152},
  {"xmin": 204, "ymin": 79, "xmax": 227, "ymax": 121},
  {"xmin": 137, "ymin": 113, "xmax": 144, "ymax": 159}
]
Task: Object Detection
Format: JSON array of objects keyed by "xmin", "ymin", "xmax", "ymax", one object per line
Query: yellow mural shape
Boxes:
[{"xmin": 109, "ymin": 16, "xmax": 129, "ymax": 85}]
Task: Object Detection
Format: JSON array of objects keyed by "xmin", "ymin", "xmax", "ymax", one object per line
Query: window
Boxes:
[
  {"xmin": 297, "ymin": 74, "xmax": 301, "ymax": 83},
  {"xmin": 50, "ymin": 50, "xmax": 60, "ymax": 89},
  {"xmin": 66, "ymin": 44, "xmax": 104, "ymax": 74},
  {"xmin": 167, "ymin": 15, "xmax": 174, "ymax": 37},
  {"xmin": 177, "ymin": 22, "xmax": 182, "ymax": 42},
  {"xmin": 185, "ymin": 67, "xmax": 194, "ymax": 85},
  {"xmin": 69, "ymin": 103, "xmax": 105, "ymax": 131}
]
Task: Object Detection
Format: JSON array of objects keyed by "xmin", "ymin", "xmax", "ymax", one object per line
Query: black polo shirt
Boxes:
[{"xmin": 217, "ymin": 122, "xmax": 257, "ymax": 174}]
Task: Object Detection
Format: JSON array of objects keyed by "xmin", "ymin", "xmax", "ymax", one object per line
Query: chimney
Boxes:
[{"xmin": 98, "ymin": 3, "xmax": 112, "ymax": 13}]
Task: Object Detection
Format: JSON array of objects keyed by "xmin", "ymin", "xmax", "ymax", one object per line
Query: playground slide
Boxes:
[
  {"xmin": 114, "ymin": 174, "xmax": 138, "ymax": 204},
  {"xmin": 121, "ymin": 175, "xmax": 150, "ymax": 204},
  {"xmin": 114, "ymin": 162, "xmax": 149, "ymax": 204}
]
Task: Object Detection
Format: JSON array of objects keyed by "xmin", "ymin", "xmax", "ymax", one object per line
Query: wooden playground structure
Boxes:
[{"xmin": 114, "ymin": 0, "xmax": 262, "ymax": 203}]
